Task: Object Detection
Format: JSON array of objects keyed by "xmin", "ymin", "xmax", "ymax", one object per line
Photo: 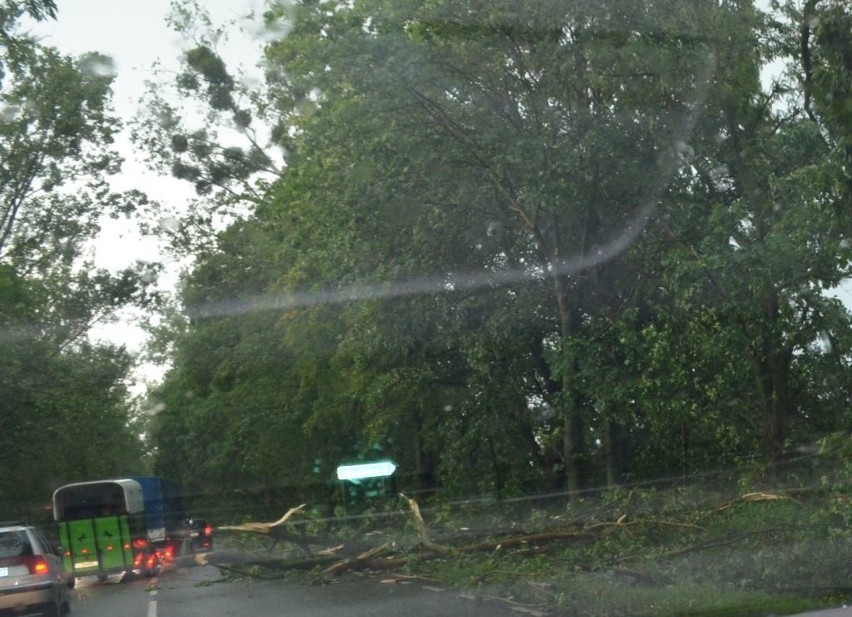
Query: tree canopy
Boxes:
[
  {"xmin": 137, "ymin": 0, "xmax": 851, "ymax": 506},
  {"xmin": 5, "ymin": 0, "xmax": 849, "ymax": 516},
  {"xmin": 0, "ymin": 0, "xmax": 151, "ymax": 514}
]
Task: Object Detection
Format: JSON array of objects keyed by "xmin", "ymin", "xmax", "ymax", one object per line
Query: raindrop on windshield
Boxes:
[{"xmin": 158, "ymin": 216, "xmax": 180, "ymax": 232}]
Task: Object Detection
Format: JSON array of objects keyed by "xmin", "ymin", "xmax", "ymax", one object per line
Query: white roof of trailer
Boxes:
[{"xmin": 52, "ymin": 478, "xmax": 144, "ymax": 520}]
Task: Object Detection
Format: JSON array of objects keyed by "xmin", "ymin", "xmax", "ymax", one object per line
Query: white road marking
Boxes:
[{"xmin": 148, "ymin": 576, "xmax": 158, "ymax": 617}]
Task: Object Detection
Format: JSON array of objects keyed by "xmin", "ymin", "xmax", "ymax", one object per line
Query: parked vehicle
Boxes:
[
  {"xmin": 0, "ymin": 522, "xmax": 72, "ymax": 617},
  {"xmin": 52, "ymin": 477, "xmax": 189, "ymax": 580}
]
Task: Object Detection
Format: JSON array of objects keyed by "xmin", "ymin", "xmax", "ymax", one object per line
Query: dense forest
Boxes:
[{"xmin": 1, "ymin": 0, "xmax": 850, "ymax": 517}]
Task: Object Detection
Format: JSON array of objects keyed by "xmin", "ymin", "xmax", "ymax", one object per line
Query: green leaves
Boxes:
[
  {"xmin": 183, "ymin": 45, "xmax": 235, "ymax": 111},
  {"xmin": 142, "ymin": 0, "xmax": 852, "ymax": 504},
  {"xmin": 0, "ymin": 1, "xmax": 161, "ymax": 513}
]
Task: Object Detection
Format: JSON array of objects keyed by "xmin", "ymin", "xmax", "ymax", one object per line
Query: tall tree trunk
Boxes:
[
  {"xmin": 412, "ymin": 406, "xmax": 435, "ymax": 492},
  {"xmin": 754, "ymin": 294, "xmax": 791, "ymax": 471},
  {"xmin": 487, "ymin": 437, "xmax": 505, "ymax": 496},
  {"xmin": 768, "ymin": 349, "xmax": 791, "ymax": 465},
  {"xmin": 554, "ymin": 272, "xmax": 587, "ymax": 493},
  {"xmin": 605, "ymin": 421, "xmax": 628, "ymax": 487}
]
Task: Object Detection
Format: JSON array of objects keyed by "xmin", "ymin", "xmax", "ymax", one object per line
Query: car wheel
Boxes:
[{"xmin": 43, "ymin": 600, "xmax": 61, "ymax": 617}]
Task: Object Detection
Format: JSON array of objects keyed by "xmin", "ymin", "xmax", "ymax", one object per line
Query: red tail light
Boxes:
[
  {"xmin": 33, "ymin": 558, "xmax": 49, "ymax": 575},
  {"xmin": 204, "ymin": 526, "xmax": 213, "ymax": 535},
  {"xmin": 18, "ymin": 555, "xmax": 50, "ymax": 575}
]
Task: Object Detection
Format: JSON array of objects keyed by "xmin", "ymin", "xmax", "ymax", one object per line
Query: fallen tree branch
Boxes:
[
  {"xmin": 380, "ymin": 573, "xmax": 441, "ymax": 584},
  {"xmin": 713, "ymin": 492, "xmax": 793, "ymax": 513},
  {"xmin": 217, "ymin": 504, "xmax": 307, "ymax": 534},
  {"xmin": 194, "ymin": 550, "xmax": 340, "ymax": 571},
  {"xmin": 654, "ymin": 525, "xmax": 812, "ymax": 560},
  {"xmin": 315, "ymin": 544, "xmax": 345, "ymax": 557},
  {"xmin": 466, "ymin": 529, "xmax": 591, "ymax": 552},
  {"xmin": 202, "ymin": 508, "xmax": 710, "ymax": 579},
  {"xmin": 322, "ymin": 542, "xmax": 392, "ymax": 577},
  {"xmin": 401, "ymin": 494, "xmax": 457, "ymax": 554}
]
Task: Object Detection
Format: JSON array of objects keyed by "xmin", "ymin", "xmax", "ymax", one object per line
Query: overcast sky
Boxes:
[
  {"xmin": 31, "ymin": 0, "xmax": 266, "ymax": 252},
  {"xmin": 26, "ymin": 1, "xmax": 268, "ymax": 385}
]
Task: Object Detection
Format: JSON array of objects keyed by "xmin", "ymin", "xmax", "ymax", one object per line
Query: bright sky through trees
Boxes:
[{"xmin": 28, "ymin": 0, "xmax": 264, "ymax": 367}]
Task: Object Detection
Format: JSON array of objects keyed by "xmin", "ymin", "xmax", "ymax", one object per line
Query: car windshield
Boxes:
[{"xmin": 0, "ymin": 1, "xmax": 849, "ymax": 616}]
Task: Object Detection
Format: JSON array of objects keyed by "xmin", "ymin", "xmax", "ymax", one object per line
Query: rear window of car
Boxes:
[
  {"xmin": 0, "ymin": 530, "xmax": 33, "ymax": 559},
  {"xmin": 0, "ymin": 531, "xmax": 31, "ymax": 559}
]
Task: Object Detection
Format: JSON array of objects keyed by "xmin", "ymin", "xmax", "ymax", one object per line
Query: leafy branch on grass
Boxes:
[
  {"xmin": 203, "ymin": 495, "xmax": 715, "ymax": 577},
  {"xmin": 188, "ymin": 482, "xmax": 849, "ymax": 616}
]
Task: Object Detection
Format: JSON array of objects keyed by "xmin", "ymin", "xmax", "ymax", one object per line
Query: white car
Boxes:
[{"xmin": 0, "ymin": 523, "xmax": 72, "ymax": 617}]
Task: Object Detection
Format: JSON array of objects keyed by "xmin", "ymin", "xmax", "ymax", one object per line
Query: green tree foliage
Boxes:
[
  {"xmin": 0, "ymin": 266, "xmax": 145, "ymax": 511},
  {"xmin": 0, "ymin": 2, "xmax": 151, "ymax": 513},
  {"xmin": 148, "ymin": 220, "xmax": 317, "ymax": 498},
  {"xmin": 144, "ymin": 0, "xmax": 852, "ymax": 505}
]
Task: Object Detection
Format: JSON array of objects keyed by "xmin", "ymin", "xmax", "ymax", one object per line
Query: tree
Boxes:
[
  {"xmin": 0, "ymin": 3, "xmax": 158, "ymax": 349},
  {"xmin": 260, "ymin": 0, "xmax": 743, "ymax": 491},
  {"xmin": 0, "ymin": 2, "xmax": 153, "ymax": 513},
  {"xmin": 0, "ymin": 265, "xmax": 146, "ymax": 510},
  {"xmin": 131, "ymin": 0, "xmax": 282, "ymax": 257},
  {"xmin": 143, "ymin": 0, "xmax": 852, "ymax": 503}
]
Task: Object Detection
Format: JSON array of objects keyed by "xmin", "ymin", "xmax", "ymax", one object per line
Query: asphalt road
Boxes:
[
  {"xmin": 792, "ymin": 609, "xmax": 852, "ymax": 617},
  {"xmin": 65, "ymin": 563, "xmax": 852, "ymax": 617},
  {"xmin": 69, "ymin": 565, "xmax": 528, "ymax": 617}
]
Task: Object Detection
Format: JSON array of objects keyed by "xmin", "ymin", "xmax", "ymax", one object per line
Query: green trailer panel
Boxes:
[
  {"xmin": 94, "ymin": 516, "xmax": 131, "ymax": 571},
  {"xmin": 59, "ymin": 515, "xmax": 133, "ymax": 576}
]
